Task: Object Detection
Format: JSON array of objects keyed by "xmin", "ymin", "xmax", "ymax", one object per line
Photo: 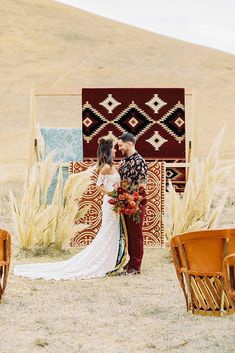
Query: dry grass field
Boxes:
[{"xmin": 0, "ymin": 182, "xmax": 235, "ymax": 353}]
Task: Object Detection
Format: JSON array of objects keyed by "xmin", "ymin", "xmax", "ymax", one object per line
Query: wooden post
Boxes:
[
  {"xmin": 28, "ymin": 89, "xmax": 82, "ymax": 169},
  {"xmin": 185, "ymin": 88, "xmax": 195, "ymax": 180},
  {"xmin": 185, "ymin": 89, "xmax": 195, "ymax": 162}
]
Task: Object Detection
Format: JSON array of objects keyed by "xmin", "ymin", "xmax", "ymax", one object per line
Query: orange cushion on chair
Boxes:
[{"xmin": 183, "ymin": 237, "xmax": 225, "ymax": 274}]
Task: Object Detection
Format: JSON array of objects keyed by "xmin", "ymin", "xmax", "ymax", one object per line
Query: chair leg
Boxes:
[
  {"xmin": 3, "ymin": 265, "xmax": 9, "ymax": 294},
  {"xmin": 220, "ymin": 276, "xmax": 226, "ymax": 312},
  {"xmin": 181, "ymin": 273, "xmax": 189, "ymax": 310},
  {"xmin": 0, "ymin": 266, "xmax": 3, "ymax": 301}
]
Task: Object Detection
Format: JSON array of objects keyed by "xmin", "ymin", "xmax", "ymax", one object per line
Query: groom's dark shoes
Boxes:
[
  {"xmin": 126, "ymin": 268, "xmax": 140, "ymax": 275},
  {"xmin": 121, "ymin": 264, "xmax": 140, "ymax": 275}
]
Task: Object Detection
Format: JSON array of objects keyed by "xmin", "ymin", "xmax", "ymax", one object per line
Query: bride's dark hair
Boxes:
[{"xmin": 96, "ymin": 137, "xmax": 113, "ymax": 170}]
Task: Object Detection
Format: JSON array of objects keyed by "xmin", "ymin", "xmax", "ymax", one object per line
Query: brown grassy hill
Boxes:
[{"xmin": 0, "ymin": 0, "xmax": 235, "ymax": 182}]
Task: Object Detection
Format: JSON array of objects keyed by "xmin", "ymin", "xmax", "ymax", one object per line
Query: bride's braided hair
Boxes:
[{"xmin": 96, "ymin": 136, "xmax": 113, "ymax": 171}]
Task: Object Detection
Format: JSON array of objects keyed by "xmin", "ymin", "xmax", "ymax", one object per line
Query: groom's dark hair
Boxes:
[{"xmin": 118, "ymin": 132, "xmax": 136, "ymax": 145}]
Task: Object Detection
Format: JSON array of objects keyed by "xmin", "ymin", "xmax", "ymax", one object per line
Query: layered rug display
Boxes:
[
  {"xmin": 69, "ymin": 161, "xmax": 165, "ymax": 247},
  {"xmin": 82, "ymin": 88, "xmax": 185, "ymax": 160},
  {"xmin": 36, "ymin": 88, "xmax": 187, "ymax": 247},
  {"xmin": 166, "ymin": 163, "xmax": 186, "ymax": 193}
]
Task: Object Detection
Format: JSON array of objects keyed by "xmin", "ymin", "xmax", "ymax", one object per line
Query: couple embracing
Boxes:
[{"xmin": 14, "ymin": 133, "xmax": 148, "ymax": 280}]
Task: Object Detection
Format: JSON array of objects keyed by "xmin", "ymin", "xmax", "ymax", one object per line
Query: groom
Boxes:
[{"xmin": 118, "ymin": 133, "xmax": 148, "ymax": 275}]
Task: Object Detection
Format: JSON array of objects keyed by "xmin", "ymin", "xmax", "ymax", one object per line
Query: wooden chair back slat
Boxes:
[
  {"xmin": 204, "ymin": 277, "xmax": 220, "ymax": 308},
  {"xmin": 191, "ymin": 277, "xmax": 207, "ymax": 310},
  {"xmin": 195, "ymin": 276, "xmax": 215, "ymax": 310}
]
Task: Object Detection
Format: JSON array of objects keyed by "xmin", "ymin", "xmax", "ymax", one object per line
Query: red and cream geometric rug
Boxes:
[
  {"xmin": 69, "ymin": 160, "xmax": 165, "ymax": 247},
  {"xmin": 82, "ymin": 88, "xmax": 185, "ymax": 160}
]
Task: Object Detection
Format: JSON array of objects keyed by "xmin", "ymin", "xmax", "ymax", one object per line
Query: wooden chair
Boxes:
[
  {"xmin": 170, "ymin": 229, "xmax": 235, "ymax": 316},
  {"xmin": 223, "ymin": 253, "xmax": 235, "ymax": 308},
  {"xmin": 0, "ymin": 229, "xmax": 12, "ymax": 302}
]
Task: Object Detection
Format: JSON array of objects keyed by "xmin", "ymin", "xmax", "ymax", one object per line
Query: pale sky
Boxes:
[{"xmin": 55, "ymin": 0, "xmax": 235, "ymax": 55}]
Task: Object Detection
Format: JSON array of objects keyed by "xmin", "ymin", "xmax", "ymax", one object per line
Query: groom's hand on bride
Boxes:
[{"xmin": 139, "ymin": 184, "xmax": 147, "ymax": 193}]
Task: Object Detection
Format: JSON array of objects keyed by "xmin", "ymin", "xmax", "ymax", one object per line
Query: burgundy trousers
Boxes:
[{"xmin": 124, "ymin": 203, "xmax": 146, "ymax": 271}]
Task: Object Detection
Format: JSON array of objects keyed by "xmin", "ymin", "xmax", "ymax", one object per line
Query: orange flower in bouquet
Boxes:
[{"xmin": 108, "ymin": 180, "xmax": 147, "ymax": 223}]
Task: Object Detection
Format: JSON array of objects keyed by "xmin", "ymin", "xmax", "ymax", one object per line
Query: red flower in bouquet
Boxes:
[
  {"xmin": 124, "ymin": 208, "xmax": 132, "ymax": 216},
  {"xmin": 108, "ymin": 180, "xmax": 146, "ymax": 223},
  {"xmin": 129, "ymin": 200, "xmax": 136, "ymax": 208},
  {"xmin": 108, "ymin": 199, "xmax": 117, "ymax": 205},
  {"xmin": 133, "ymin": 191, "xmax": 140, "ymax": 200}
]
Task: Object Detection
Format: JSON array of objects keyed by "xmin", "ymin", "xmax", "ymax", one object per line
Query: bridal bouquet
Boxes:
[{"xmin": 108, "ymin": 180, "xmax": 147, "ymax": 223}]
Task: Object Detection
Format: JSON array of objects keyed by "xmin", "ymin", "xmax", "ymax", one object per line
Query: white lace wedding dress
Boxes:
[{"xmin": 14, "ymin": 172, "xmax": 121, "ymax": 280}]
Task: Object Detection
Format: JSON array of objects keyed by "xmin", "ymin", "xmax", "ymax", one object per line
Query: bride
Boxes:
[{"xmin": 14, "ymin": 137, "xmax": 122, "ymax": 280}]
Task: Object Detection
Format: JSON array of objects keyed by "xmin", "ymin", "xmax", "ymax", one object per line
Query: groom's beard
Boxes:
[{"xmin": 119, "ymin": 150, "xmax": 126, "ymax": 156}]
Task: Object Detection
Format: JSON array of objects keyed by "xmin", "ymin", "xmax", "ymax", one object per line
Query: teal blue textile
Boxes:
[{"xmin": 40, "ymin": 128, "xmax": 83, "ymax": 162}]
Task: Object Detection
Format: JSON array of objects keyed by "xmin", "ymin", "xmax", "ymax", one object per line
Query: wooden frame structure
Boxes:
[
  {"xmin": 27, "ymin": 87, "xmax": 195, "ymax": 248},
  {"xmin": 28, "ymin": 88, "xmax": 195, "ymax": 172}
]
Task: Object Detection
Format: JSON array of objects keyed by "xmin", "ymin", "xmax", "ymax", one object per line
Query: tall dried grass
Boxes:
[
  {"xmin": 10, "ymin": 152, "xmax": 93, "ymax": 250},
  {"xmin": 52, "ymin": 166, "xmax": 93, "ymax": 250},
  {"xmin": 164, "ymin": 128, "xmax": 233, "ymax": 240}
]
